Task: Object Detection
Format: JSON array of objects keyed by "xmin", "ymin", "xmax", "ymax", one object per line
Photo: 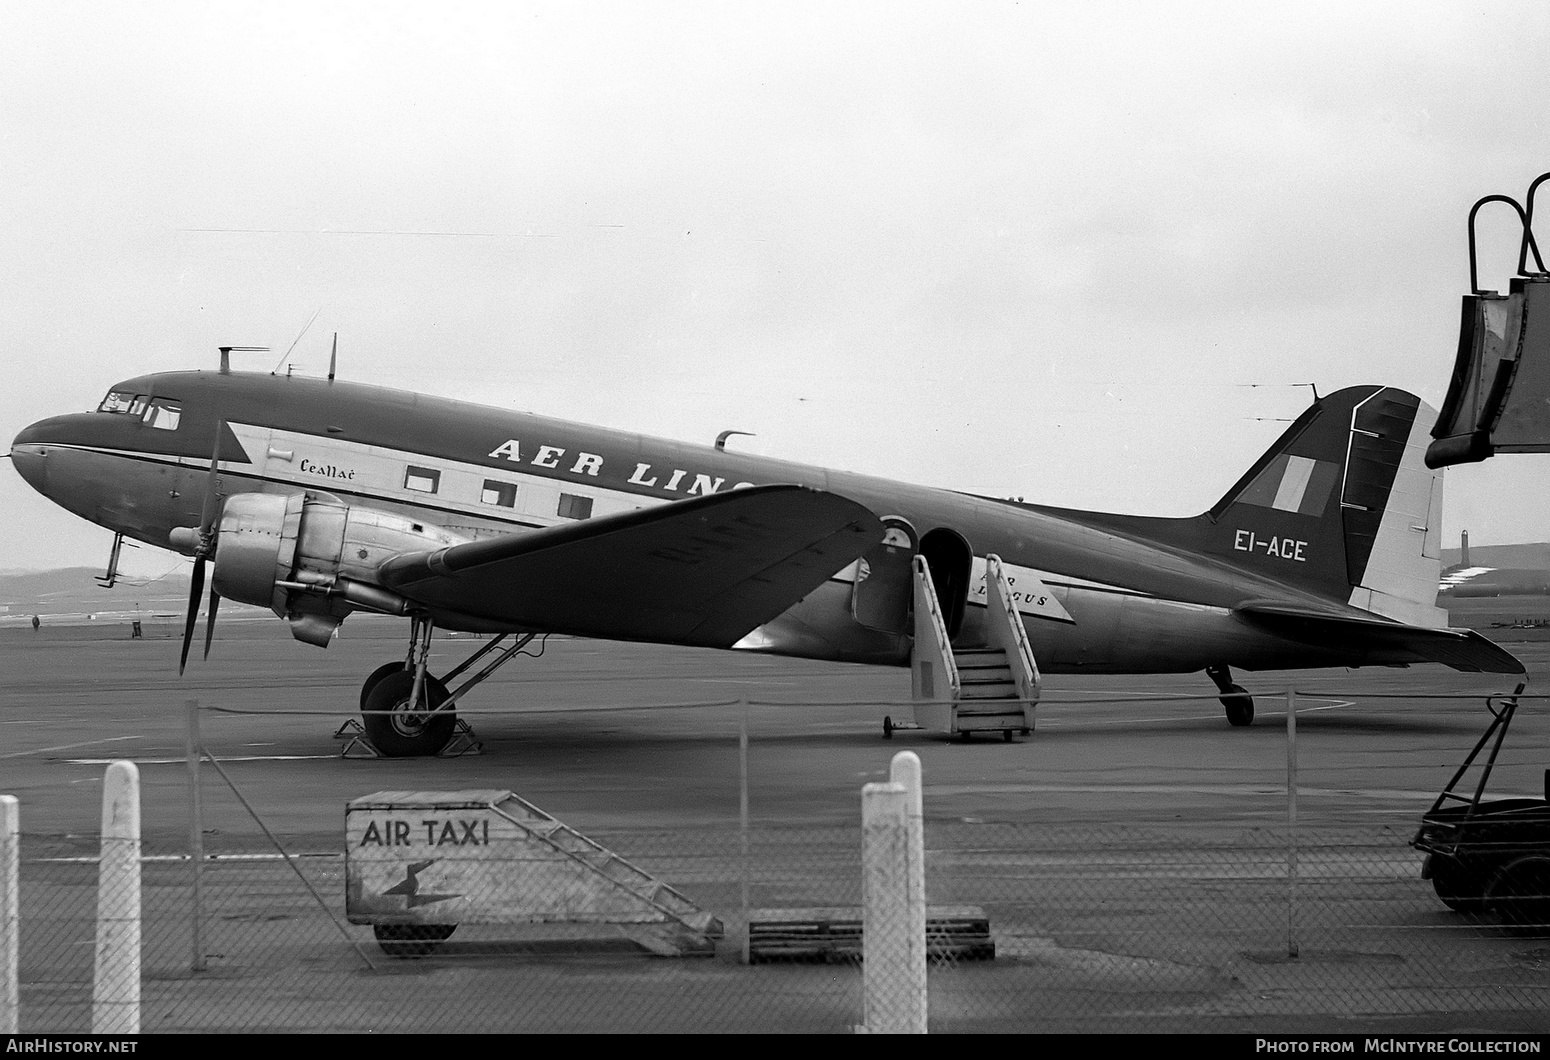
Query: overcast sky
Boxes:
[{"xmin": 3, "ymin": 1, "xmax": 1548, "ymax": 578}]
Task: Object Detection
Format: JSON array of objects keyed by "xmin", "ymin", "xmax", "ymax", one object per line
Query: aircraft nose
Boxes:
[{"xmin": 9, "ymin": 421, "xmax": 52, "ymax": 494}]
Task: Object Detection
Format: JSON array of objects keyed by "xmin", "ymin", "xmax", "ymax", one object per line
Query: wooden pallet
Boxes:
[{"xmin": 745, "ymin": 905, "xmax": 994, "ymax": 963}]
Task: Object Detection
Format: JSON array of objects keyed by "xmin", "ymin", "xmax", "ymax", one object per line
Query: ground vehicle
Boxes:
[{"xmin": 1412, "ymin": 685, "xmax": 1550, "ymax": 931}]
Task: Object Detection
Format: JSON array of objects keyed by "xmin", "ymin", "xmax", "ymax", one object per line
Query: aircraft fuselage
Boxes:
[{"xmin": 10, "ymin": 369, "xmax": 1428, "ymax": 674}]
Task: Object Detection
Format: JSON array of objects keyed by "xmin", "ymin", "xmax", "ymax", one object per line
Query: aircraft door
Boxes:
[
  {"xmin": 851, "ymin": 517, "xmax": 917, "ymax": 634},
  {"xmin": 918, "ymin": 527, "xmax": 973, "ymax": 639}
]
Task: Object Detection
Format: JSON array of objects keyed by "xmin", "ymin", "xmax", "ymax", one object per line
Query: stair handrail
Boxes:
[
  {"xmin": 911, "ymin": 555, "xmax": 960, "ymax": 700},
  {"xmin": 1468, "ymin": 194, "xmax": 1533, "ymax": 296},
  {"xmin": 491, "ymin": 798, "xmax": 708, "ymax": 927},
  {"xmin": 984, "ymin": 555, "xmax": 1042, "ymax": 705},
  {"xmin": 1518, "ymin": 171, "xmax": 1549, "ymax": 278}
]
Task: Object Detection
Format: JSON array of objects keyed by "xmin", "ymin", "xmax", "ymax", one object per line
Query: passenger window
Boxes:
[
  {"xmin": 143, "ymin": 399, "xmax": 181, "ymax": 431},
  {"xmin": 557, "ymin": 493, "xmax": 593, "ymax": 520},
  {"xmin": 404, "ymin": 466, "xmax": 441, "ymax": 494},
  {"xmin": 482, "ymin": 480, "xmax": 518, "ymax": 507}
]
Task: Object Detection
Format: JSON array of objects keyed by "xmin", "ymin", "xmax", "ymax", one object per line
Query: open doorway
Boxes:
[{"xmin": 918, "ymin": 527, "xmax": 973, "ymax": 639}]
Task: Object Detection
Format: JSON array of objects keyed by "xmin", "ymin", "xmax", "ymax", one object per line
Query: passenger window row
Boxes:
[{"xmin": 403, "ymin": 465, "xmax": 592, "ymax": 520}]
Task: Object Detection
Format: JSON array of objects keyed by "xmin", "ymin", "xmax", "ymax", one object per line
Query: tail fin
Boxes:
[{"xmin": 1203, "ymin": 385, "xmax": 1446, "ymax": 626}]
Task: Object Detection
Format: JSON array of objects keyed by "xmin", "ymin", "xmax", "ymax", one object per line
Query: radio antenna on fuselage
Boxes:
[
  {"xmin": 271, "ymin": 308, "xmax": 322, "ymax": 375},
  {"xmin": 328, "ymin": 332, "xmax": 337, "ymax": 382},
  {"xmin": 715, "ymin": 430, "xmax": 756, "ymax": 452},
  {"xmin": 218, "ymin": 346, "xmax": 269, "ymax": 374}
]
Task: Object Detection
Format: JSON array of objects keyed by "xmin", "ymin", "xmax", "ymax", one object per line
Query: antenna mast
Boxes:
[{"xmin": 217, "ymin": 346, "xmax": 269, "ymax": 374}]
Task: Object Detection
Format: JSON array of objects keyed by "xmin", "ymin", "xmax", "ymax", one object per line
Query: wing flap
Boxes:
[
  {"xmin": 378, "ymin": 485, "xmax": 882, "ymax": 647},
  {"xmin": 1235, "ymin": 601, "xmax": 1525, "ymax": 674}
]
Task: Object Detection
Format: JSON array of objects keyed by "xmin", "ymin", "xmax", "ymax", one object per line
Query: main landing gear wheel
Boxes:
[
  {"xmin": 373, "ymin": 923, "xmax": 456, "ymax": 958},
  {"xmin": 360, "ymin": 661, "xmax": 408, "ymax": 710},
  {"xmin": 362, "ymin": 670, "xmax": 454, "ymax": 757}
]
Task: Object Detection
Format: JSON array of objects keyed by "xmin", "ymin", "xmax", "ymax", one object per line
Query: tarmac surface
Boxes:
[
  {"xmin": 2, "ymin": 619, "xmax": 1548, "ymax": 1032},
  {"xmin": 4, "ymin": 618, "xmax": 1543, "ymax": 837}
]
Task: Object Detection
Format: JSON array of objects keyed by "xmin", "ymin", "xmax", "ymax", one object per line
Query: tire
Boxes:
[
  {"xmin": 373, "ymin": 923, "xmax": 456, "ymax": 958},
  {"xmin": 1223, "ymin": 685, "xmax": 1254, "ymax": 727},
  {"xmin": 362, "ymin": 670, "xmax": 454, "ymax": 757},
  {"xmin": 1488, "ymin": 857, "xmax": 1550, "ymax": 935},
  {"xmin": 1430, "ymin": 857, "xmax": 1487, "ymax": 914},
  {"xmin": 359, "ymin": 661, "xmax": 409, "ymax": 711}
]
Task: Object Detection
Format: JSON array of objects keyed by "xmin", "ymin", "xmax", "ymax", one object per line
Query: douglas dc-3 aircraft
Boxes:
[{"xmin": 8, "ymin": 358, "xmax": 1523, "ymax": 755}]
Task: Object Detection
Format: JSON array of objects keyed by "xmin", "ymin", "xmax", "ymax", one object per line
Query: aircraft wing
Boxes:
[
  {"xmin": 1234, "ymin": 602, "xmax": 1525, "ymax": 674},
  {"xmin": 377, "ymin": 485, "xmax": 883, "ymax": 647}
]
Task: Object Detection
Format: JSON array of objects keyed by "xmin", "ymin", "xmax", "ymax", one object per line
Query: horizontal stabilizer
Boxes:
[
  {"xmin": 379, "ymin": 485, "xmax": 883, "ymax": 647},
  {"xmin": 1235, "ymin": 602, "xmax": 1525, "ymax": 674}
]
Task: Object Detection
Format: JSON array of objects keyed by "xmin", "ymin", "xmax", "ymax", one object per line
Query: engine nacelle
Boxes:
[{"xmin": 211, "ymin": 493, "xmax": 467, "ymax": 639}]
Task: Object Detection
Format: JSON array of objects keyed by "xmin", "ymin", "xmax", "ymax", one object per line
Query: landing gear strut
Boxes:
[
  {"xmin": 358, "ymin": 619, "xmax": 540, "ymax": 757},
  {"xmin": 361, "ymin": 616, "xmax": 453, "ymax": 757},
  {"xmin": 1206, "ymin": 665, "xmax": 1255, "ymax": 727}
]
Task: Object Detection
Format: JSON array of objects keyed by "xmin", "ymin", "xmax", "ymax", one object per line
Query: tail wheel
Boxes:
[
  {"xmin": 1222, "ymin": 685, "xmax": 1254, "ymax": 727},
  {"xmin": 374, "ymin": 923, "xmax": 456, "ymax": 958},
  {"xmin": 362, "ymin": 670, "xmax": 454, "ymax": 757}
]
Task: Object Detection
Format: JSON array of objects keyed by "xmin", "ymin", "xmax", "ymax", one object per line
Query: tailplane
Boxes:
[{"xmin": 1013, "ymin": 384, "xmax": 1520, "ymax": 671}]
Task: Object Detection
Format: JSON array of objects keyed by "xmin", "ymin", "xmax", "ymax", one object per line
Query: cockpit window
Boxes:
[
  {"xmin": 143, "ymin": 398, "xmax": 181, "ymax": 431},
  {"xmin": 97, "ymin": 391, "xmax": 139, "ymax": 414}
]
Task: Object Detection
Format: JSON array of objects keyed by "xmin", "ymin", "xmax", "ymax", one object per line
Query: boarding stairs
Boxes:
[
  {"xmin": 493, "ymin": 792, "xmax": 724, "ymax": 951},
  {"xmin": 346, "ymin": 789, "xmax": 723, "ymax": 957},
  {"xmin": 1427, "ymin": 175, "xmax": 1550, "ymax": 468},
  {"xmin": 908, "ymin": 554, "xmax": 1040, "ymax": 740}
]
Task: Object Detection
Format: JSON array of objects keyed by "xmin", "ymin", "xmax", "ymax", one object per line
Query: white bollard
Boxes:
[
  {"xmin": 889, "ymin": 751, "xmax": 927, "ymax": 1016},
  {"xmin": 861, "ymin": 749, "xmax": 927, "ymax": 1034},
  {"xmin": 1, "ymin": 795, "xmax": 18, "ymax": 1034},
  {"xmin": 93, "ymin": 761, "xmax": 140, "ymax": 1034}
]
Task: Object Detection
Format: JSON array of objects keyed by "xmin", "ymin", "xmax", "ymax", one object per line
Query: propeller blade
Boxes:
[
  {"xmin": 203, "ymin": 588, "xmax": 220, "ymax": 660},
  {"xmin": 198, "ymin": 427, "xmax": 224, "ymax": 535},
  {"xmin": 180, "ymin": 557, "xmax": 206, "ymax": 675}
]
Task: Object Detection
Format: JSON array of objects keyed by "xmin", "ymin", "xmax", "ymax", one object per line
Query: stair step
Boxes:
[
  {"xmin": 956, "ymin": 649, "xmax": 1008, "ymax": 666},
  {"xmin": 961, "ymin": 667, "xmax": 1013, "ymax": 683},
  {"xmin": 960, "ymin": 684, "xmax": 1019, "ymax": 700}
]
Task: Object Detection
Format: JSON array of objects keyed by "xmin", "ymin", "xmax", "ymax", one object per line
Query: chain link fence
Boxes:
[{"xmin": 8, "ymin": 690, "xmax": 1550, "ymax": 1033}]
